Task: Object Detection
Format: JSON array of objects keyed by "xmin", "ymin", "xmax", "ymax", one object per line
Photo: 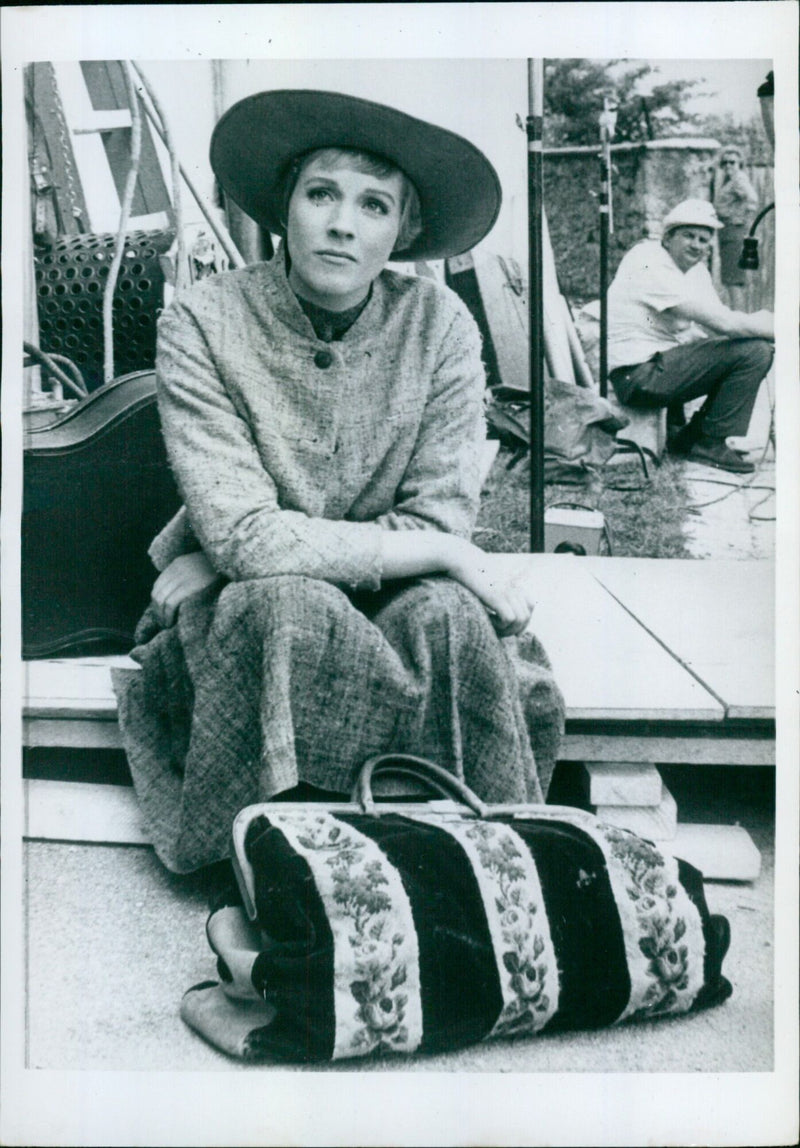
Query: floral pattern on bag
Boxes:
[
  {"xmin": 270, "ymin": 812, "xmax": 423, "ymax": 1059},
  {"xmin": 597, "ymin": 824, "xmax": 703, "ymax": 1019},
  {"xmin": 464, "ymin": 822, "xmax": 555, "ymax": 1036},
  {"xmin": 405, "ymin": 814, "xmax": 558, "ymax": 1039}
]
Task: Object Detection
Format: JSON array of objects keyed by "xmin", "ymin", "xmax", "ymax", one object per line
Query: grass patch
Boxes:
[{"xmin": 474, "ymin": 447, "xmax": 693, "ymax": 559}]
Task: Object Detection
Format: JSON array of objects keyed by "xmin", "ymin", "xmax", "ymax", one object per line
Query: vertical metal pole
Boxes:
[
  {"xmin": 527, "ymin": 60, "xmax": 545, "ymax": 553},
  {"xmin": 598, "ymin": 131, "xmax": 610, "ymax": 397},
  {"xmin": 598, "ymin": 97, "xmax": 616, "ymax": 399}
]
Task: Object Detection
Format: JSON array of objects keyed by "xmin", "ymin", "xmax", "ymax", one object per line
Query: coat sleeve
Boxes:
[
  {"xmin": 733, "ymin": 171, "xmax": 759, "ymax": 213},
  {"xmin": 373, "ymin": 304, "xmax": 487, "ymax": 539},
  {"xmin": 154, "ymin": 300, "xmax": 383, "ymax": 589}
]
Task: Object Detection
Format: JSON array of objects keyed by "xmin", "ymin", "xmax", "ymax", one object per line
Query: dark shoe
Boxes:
[
  {"xmin": 668, "ymin": 414, "xmax": 704, "ymax": 456},
  {"xmin": 668, "ymin": 426, "xmax": 697, "ymax": 456},
  {"xmin": 686, "ymin": 437, "xmax": 755, "ymax": 474}
]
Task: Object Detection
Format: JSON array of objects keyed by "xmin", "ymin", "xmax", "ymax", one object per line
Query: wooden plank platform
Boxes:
[
  {"xmin": 24, "ymin": 557, "xmax": 778, "ymax": 752},
  {"xmin": 584, "ymin": 557, "xmax": 775, "ymax": 720},
  {"xmin": 490, "ymin": 555, "xmax": 724, "ymax": 722},
  {"xmin": 22, "ymin": 558, "xmax": 727, "ymax": 750},
  {"xmin": 24, "ymin": 655, "xmax": 134, "ymax": 722},
  {"xmin": 25, "ymin": 718, "xmax": 773, "ymax": 764},
  {"xmin": 559, "ymin": 730, "xmax": 774, "ymax": 766}
]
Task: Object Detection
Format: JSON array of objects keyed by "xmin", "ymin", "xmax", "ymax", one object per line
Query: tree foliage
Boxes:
[
  {"xmin": 696, "ymin": 111, "xmax": 773, "ymax": 165},
  {"xmin": 543, "ymin": 59, "xmax": 705, "ymax": 147}
]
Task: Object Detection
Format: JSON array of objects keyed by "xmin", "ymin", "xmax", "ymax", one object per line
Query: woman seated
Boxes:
[{"xmin": 112, "ymin": 89, "xmax": 564, "ymax": 874}]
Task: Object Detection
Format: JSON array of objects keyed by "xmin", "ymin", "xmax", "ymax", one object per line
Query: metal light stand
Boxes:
[
  {"xmin": 597, "ymin": 96, "xmax": 617, "ymax": 398},
  {"xmin": 527, "ymin": 59, "xmax": 545, "ymax": 553},
  {"xmin": 598, "ymin": 98, "xmax": 650, "ymax": 479}
]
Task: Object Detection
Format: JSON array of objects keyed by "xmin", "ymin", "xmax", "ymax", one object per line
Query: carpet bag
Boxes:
[{"xmin": 182, "ymin": 755, "xmax": 732, "ymax": 1063}]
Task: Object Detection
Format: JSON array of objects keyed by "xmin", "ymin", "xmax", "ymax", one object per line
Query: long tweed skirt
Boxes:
[{"xmin": 112, "ymin": 574, "xmax": 565, "ymax": 873}]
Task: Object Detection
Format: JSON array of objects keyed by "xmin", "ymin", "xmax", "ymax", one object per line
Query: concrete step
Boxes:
[
  {"xmin": 25, "ymin": 778, "xmax": 149, "ymax": 846},
  {"xmin": 595, "ymin": 782, "xmax": 678, "ymax": 840},
  {"xmin": 669, "ymin": 823, "xmax": 762, "ymax": 882},
  {"xmin": 583, "ymin": 761, "xmax": 663, "ymax": 806},
  {"xmin": 23, "ymin": 779, "xmax": 762, "ymax": 881}
]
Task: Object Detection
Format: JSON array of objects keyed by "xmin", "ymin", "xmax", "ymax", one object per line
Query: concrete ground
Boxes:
[
  {"xmin": 683, "ymin": 456, "xmax": 775, "ymax": 560},
  {"xmin": 682, "ymin": 375, "xmax": 776, "ymax": 561},
  {"xmin": 23, "ymin": 764, "xmax": 774, "ymax": 1075}
]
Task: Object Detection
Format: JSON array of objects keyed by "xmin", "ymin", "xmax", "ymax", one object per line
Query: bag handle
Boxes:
[{"xmin": 354, "ymin": 754, "xmax": 489, "ymax": 818}]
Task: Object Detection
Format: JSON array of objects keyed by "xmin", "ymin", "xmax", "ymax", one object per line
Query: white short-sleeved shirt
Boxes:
[{"xmin": 607, "ymin": 240, "xmax": 721, "ymax": 371}]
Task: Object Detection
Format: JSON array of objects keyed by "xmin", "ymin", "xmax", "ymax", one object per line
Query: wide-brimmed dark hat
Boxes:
[{"xmin": 210, "ymin": 89, "xmax": 502, "ymax": 262}]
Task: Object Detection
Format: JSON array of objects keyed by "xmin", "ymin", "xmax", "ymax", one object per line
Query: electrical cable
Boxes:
[
  {"xmin": 681, "ymin": 478, "xmax": 775, "ymax": 491},
  {"xmin": 684, "ymin": 403, "xmax": 775, "ymax": 512},
  {"xmin": 545, "ymin": 499, "xmax": 597, "ymax": 515},
  {"xmin": 45, "ymin": 353, "xmax": 87, "ymax": 396},
  {"xmin": 747, "ymin": 488, "xmax": 775, "ymax": 521},
  {"xmin": 684, "ymin": 463, "xmax": 767, "ymax": 511},
  {"xmin": 23, "ymin": 341, "xmax": 87, "ymax": 399},
  {"xmin": 603, "ymin": 474, "xmax": 651, "ymax": 493},
  {"xmin": 602, "ymin": 446, "xmax": 653, "ymax": 491},
  {"xmin": 103, "ymin": 61, "xmax": 143, "ymax": 384}
]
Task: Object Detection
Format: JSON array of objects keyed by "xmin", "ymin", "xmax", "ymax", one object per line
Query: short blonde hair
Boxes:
[{"xmin": 282, "ymin": 147, "xmax": 423, "ymax": 253}]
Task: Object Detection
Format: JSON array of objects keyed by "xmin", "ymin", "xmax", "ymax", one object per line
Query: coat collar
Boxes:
[{"xmin": 257, "ymin": 247, "xmax": 388, "ymax": 343}]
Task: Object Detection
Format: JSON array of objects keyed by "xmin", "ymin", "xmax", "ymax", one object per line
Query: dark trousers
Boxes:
[{"xmin": 610, "ymin": 337, "xmax": 773, "ymax": 439}]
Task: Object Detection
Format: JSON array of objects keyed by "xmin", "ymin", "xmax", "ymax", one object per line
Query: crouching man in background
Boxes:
[{"xmin": 607, "ymin": 198, "xmax": 774, "ymax": 474}]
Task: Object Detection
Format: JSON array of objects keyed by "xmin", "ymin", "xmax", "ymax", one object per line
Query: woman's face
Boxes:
[
  {"xmin": 286, "ymin": 154, "xmax": 404, "ymax": 311},
  {"xmin": 721, "ymin": 153, "xmax": 741, "ymax": 173}
]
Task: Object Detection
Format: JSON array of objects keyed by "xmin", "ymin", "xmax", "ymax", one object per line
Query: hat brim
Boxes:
[
  {"xmin": 663, "ymin": 221, "xmax": 723, "ymax": 235},
  {"xmin": 210, "ymin": 89, "xmax": 502, "ymax": 262}
]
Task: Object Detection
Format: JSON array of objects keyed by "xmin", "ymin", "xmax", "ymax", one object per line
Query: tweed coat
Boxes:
[
  {"xmin": 147, "ymin": 254, "xmax": 487, "ymax": 582},
  {"xmin": 112, "ymin": 256, "xmax": 564, "ymax": 872}
]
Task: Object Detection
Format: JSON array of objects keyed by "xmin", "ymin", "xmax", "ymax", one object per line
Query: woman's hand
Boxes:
[
  {"xmin": 445, "ymin": 539, "xmax": 536, "ymax": 637},
  {"xmin": 151, "ymin": 551, "xmax": 222, "ymax": 629},
  {"xmin": 379, "ymin": 531, "xmax": 536, "ymax": 637}
]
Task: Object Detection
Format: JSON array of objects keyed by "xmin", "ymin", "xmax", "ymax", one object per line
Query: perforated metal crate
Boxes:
[{"xmin": 34, "ymin": 229, "xmax": 175, "ymax": 392}]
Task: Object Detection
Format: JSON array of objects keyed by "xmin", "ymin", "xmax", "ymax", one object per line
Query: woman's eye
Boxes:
[
  {"xmin": 363, "ymin": 198, "xmax": 389, "ymax": 215},
  {"xmin": 307, "ymin": 187, "xmax": 334, "ymax": 203}
]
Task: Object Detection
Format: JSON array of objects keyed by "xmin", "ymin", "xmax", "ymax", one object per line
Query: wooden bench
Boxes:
[{"xmin": 22, "ymin": 556, "xmax": 774, "ymax": 879}]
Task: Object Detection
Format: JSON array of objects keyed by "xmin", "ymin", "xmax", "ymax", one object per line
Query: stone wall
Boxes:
[{"xmin": 544, "ymin": 138, "xmax": 722, "ymax": 302}]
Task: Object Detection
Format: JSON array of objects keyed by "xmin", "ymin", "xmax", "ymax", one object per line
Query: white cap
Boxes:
[{"xmin": 661, "ymin": 199, "xmax": 723, "ymax": 235}]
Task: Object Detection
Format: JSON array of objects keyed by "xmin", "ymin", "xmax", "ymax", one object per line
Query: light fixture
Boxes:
[{"xmin": 757, "ymin": 71, "xmax": 774, "ymax": 153}]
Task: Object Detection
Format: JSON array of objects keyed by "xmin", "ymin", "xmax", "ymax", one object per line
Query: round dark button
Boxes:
[{"xmin": 314, "ymin": 350, "xmax": 333, "ymax": 369}]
